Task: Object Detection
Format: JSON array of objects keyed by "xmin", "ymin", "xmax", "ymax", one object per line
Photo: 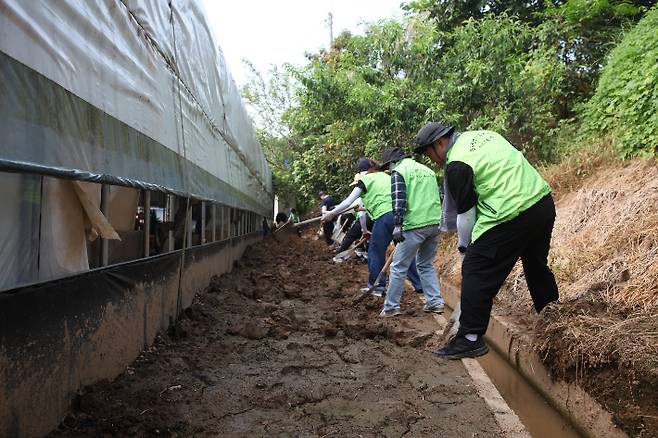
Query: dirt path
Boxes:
[{"xmin": 50, "ymin": 235, "xmax": 502, "ymax": 437}]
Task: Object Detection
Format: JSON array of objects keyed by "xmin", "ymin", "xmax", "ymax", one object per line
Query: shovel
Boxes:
[
  {"xmin": 353, "ymin": 246, "xmax": 395, "ymax": 304},
  {"xmin": 333, "ymin": 235, "xmax": 368, "ymax": 263},
  {"xmin": 273, "ymin": 206, "xmax": 357, "ymax": 241},
  {"xmin": 439, "ymin": 255, "xmax": 464, "ymax": 342},
  {"xmin": 441, "ymin": 301, "xmax": 461, "ymax": 342}
]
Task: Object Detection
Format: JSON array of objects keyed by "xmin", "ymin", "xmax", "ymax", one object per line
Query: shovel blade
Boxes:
[{"xmin": 272, "ymin": 222, "xmax": 298, "ymax": 243}]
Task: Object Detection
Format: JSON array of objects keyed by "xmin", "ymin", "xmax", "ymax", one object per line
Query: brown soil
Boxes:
[{"xmin": 50, "ymin": 235, "xmax": 502, "ymax": 437}]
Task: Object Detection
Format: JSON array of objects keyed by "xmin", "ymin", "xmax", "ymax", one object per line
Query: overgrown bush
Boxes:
[
  {"xmin": 242, "ymin": 1, "xmax": 654, "ymax": 207},
  {"xmin": 579, "ymin": 7, "xmax": 658, "ymax": 157}
]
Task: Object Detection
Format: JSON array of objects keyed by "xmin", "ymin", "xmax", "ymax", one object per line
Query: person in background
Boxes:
[
  {"xmin": 289, "ymin": 208, "xmax": 302, "ymax": 236},
  {"xmin": 322, "ymin": 158, "xmax": 424, "ymax": 297},
  {"xmin": 414, "ymin": 122, "xmax": 558, "ymax": 360},
  {"xmin": 275, "ymin": 212, "xmax": 288, "ymax": 228},
  {"xmin": 378, "ymin": 147, "xmax": 445, "ymax": 316},
  {"xmin": 289, "ymin": 208, "xmax": 300, "ymax": 224},
  {"xmin": 319, "ymin": 191, "xmax": 337, "ymax": 246},
  {"xmin": 334, "ymin": 180, "xmax": 371, "ymax": 257}
]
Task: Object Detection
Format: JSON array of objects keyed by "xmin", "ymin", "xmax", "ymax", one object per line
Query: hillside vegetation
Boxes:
[{"xmin": 243, "ymin": 1, "xmax": 657, "ymax": 208}]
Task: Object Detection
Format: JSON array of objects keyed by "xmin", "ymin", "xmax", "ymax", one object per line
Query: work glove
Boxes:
[
  {"xmin": 321, "ymin": 211, "xmax": 334, "ymax": 223},
  {"xmin": 362, "ymin": 230, "xmax": 372, "ymax": 241},
  {"xmin": 392, "ymin": 225, "xmax": 405, "ymax": 243}
]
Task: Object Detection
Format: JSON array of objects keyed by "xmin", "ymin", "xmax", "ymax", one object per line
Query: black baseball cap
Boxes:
[{"xmin": 357, "ymin": 157, "xmax": 377, "ymax": 172}]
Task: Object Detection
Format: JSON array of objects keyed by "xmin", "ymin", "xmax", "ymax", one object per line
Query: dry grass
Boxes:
[
  {"xmin": 534, "ymin": 158, "xmax": 658, "ymax": 386},
  {"xmin": 539, "ymin": 140, "xmax": 615, "ymax": 200},
  {"xmin": 496, "ymin": 158, "xmax": 658, "ymax": 381}
]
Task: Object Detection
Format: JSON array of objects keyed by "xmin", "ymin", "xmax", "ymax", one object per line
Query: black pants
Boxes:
[
  {"xmin": 458, "ymin": 194, "xmax": 559, "ymax": 336},
  {"xmin": 337, "ymin": 216, "xmax": 373, "ymax": 253},
  {"xmin": 323, "ymin": 220, "xmax": 335, "ymax": 245}
]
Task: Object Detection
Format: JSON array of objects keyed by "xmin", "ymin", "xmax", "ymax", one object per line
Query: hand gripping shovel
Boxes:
[{"xmin": 353, "ymin": 246, "xmax": 395, "ymax": 304}]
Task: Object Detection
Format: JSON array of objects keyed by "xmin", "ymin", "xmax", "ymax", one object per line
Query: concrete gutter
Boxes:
[
  {"xmin": 430, "ymin": 311, "xmax": 530, "ymax": 438},
  {"xmin": 440, "ymin": 280, "xmax": 629, "ymax": 438}
]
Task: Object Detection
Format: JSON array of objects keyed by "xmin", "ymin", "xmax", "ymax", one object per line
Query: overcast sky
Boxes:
[{"xmin": 201, "ymin": 0, "xmax": 405, "ymax": 86}]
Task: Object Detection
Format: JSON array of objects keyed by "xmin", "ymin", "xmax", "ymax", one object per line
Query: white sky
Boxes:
[{"xmin": 201, "ymin": 0, "xmax": 405, "ymax": 86}]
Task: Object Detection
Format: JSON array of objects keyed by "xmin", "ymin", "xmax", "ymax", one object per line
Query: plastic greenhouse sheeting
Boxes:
[{"xmin": 0, "ymin": 0, "xmax": 273, "ymax": 217}]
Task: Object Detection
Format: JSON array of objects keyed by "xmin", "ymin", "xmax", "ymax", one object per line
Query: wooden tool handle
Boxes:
[
  {"xmin": 293, "ymin": 205, "xmax": 357, "ymax": 228},
  {"xmin": 353, "ymin": 246, "xmax": 396, "ymax": 304}
]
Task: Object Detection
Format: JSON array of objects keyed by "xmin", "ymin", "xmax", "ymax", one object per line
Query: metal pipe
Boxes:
[
  {"xmin": 201, "ymin": 201, "xmax": 206, "ymax": 244},
  {"xmin": 225, "ymin": 206, "xmax": 230, "ymax": 239},
  {"xmin": 186, "ymin": 205, "xmax": 192, "ymax": 248},
  {"xmin": 100, "ymin": 184, "xmax": 110, "ymax": 266},
  {"xmin": 143, "ymin": 190, "xmax": 150, "ymax": 257},
  {"xmin": 220, "ymin": 205, "xmax": 225, "ymax": 239},
  {"xmin": 211, "ymin": 204, "xmax": 216, "ymax": 242}
]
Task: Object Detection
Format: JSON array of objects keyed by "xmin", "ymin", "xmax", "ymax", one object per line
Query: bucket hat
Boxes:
[{"xmin": 414, "ymin": 122, "xmax": 454, "ymax": 153}]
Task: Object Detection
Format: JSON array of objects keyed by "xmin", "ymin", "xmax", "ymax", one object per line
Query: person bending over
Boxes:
[{"xmin": 415, "ymin": 122, "xmax": 559, "ymax": 360}]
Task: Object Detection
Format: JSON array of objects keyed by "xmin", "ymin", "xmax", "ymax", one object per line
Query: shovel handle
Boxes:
[{"xmin": 292, "ymin": 205, "xmax": 358, "ymax": 228}]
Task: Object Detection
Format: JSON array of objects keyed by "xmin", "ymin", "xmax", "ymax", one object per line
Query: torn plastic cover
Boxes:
[{"xmin": 0, "ymin": 0, "xmax": 272, "ymax": 217}]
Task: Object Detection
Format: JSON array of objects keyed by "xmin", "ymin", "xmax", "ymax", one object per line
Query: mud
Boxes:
[{"xmin": 50, "ymin": 236, "xmax": 502, "ymax": 437}]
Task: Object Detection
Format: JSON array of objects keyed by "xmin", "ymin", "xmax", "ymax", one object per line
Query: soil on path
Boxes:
[{"xmin": 51, "ymin": 235, "xmax": 502, "ymax": 437}]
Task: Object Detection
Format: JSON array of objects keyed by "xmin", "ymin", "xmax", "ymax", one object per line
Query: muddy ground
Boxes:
[{"xmin": 51, "ymin": 234, "xmax": 502, "ymax": 437}]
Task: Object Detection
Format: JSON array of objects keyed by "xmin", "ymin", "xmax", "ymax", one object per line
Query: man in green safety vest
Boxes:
[
  {"xmin": 377, "ymin": 147, "xmax": 446, "ymax": 317},
  {"xmin": 322, "ymin": 158, "xmax": 426, "ymax": 295},
  {"xmin": 415, "ymin": 122, "xmax": 559, "ymax": 360}
]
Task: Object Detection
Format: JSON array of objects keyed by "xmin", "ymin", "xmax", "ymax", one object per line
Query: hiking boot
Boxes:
[
  {"xmin": 423, "ymin": 304, "xmax": 444, "ymax": 314},
  {"xmin": 379, "ymin": 308, "xmax": 401, "ymax": 318},
  {"xmin": 434, "ymin": 335, "xmax": 489, "ymax": 360}
]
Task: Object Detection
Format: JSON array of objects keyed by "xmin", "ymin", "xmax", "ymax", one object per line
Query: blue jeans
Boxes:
[
  {"xmin": 384, "ymin": 225, "xmax": 444, "ymax": 310},
  {"xmin": 368, "ymin": 212, "xmax": 421, "ymax": 291}
]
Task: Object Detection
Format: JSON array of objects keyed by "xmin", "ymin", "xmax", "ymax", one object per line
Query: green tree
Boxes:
[
  {"xmin": 579, "ymin": 6, "xmax": 658, "ymax": 157},
  {"xmin": 241, "ymin": 62, "xmax": 308, "ymax": 209}
]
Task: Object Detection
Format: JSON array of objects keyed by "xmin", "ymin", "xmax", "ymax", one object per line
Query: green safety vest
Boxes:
[
  {"xmin": 447, "ymin": 130, "xmax": 551, "ymax": 242},
  {"xmin": 359, "ymin": 172, "xmax": 392, "ymax": 221},
  {"xmin": 393, "ymin": 158, "xmax": 442, "ymax": 230}
]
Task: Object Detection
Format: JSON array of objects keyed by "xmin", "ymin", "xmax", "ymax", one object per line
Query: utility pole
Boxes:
[{"xmin": 326, "ymin": 12, "xmax": 333, "ymax": 48}]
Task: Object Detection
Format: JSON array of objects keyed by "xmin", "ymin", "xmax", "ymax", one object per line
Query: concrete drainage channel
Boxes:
[{"xmin": 438, "ymin": 280, "xmax": 629, "ymax": 438}]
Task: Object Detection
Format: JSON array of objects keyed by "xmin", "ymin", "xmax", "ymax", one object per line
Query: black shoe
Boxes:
[{"xmin": 434, "ymin": 335, "xmax": 489, "ymax": 360}]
